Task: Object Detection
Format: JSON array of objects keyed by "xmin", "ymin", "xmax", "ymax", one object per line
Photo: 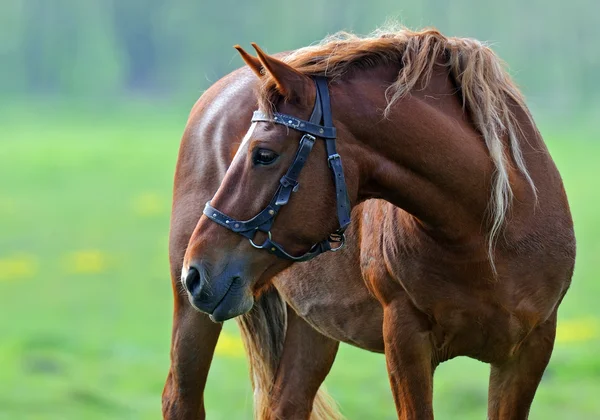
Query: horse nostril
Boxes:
[{"xmin": 185, "ymin": 266, "xmax": 201, "ymax": 294}]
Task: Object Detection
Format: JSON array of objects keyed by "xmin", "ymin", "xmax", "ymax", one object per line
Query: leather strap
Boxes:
[
  {"xmin": 274, "ymin": 134, "xmax": 315, "ymax": 205},
  {"xmin": 203, "ymin": 134, "xmax": 315, "ymax": 235},
  {"xmin": 315, "ymin": 77, "xmax": 351, "ymax": 232},
  {"xmin": 252, "ymin": 111, "xmax": 337, "ymax": 139}
]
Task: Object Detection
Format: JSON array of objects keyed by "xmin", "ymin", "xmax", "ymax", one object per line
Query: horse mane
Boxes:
[{"xmin": 258, "ymin": 26, "xmax": 537, "ymax": 270}]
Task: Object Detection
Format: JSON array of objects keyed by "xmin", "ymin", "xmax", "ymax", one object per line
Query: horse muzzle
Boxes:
[{"xmin": 183, "ymin": 263, "xmax": 254, "ymax": 322}]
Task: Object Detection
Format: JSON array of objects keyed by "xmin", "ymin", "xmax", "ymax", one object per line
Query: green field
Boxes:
[{"xmin": 1, "ymin": 104, "xmax": 598, "ymax": 419}]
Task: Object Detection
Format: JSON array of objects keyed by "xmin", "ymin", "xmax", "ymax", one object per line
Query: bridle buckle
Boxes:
[
  {"xmin": 249, "ymin": 230, "xmax": 272, "ymax": 249},
  {"xmin": 327, "ymin": 153, "xmax": 341, "ymax": 168},
  {"xmin": 328, "ymin": 233, "xmax": 346, "ymax": 252}
]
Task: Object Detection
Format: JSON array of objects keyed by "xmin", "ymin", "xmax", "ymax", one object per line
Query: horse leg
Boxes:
[
  {"xmin": 383, "ymin": 294, "xmax": 435, "ymax": 420},
  {"xmin": 162, "ymin": 288, "xmax": 222, "ymax": 420},
  {"xmin": 268, "ymin": 308, "xmax": 341, "ymax": 420},
  {"xmin": 487, "ymin": 310, "xmax": 557, "ymax": 420}
]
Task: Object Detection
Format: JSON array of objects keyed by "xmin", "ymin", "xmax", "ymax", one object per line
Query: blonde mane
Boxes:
[{"xmin": 258, "ymin": 27, "xmax": 537, "ymax": 270}]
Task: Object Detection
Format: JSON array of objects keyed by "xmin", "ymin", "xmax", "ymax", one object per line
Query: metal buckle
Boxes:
[
  {"xmin": 327, "ymin": 153, "xmax": 341, "ymax": 168},
  {"xmin": 328, "ymin": 233, "xmax": 345, "ymax": 252},
  {"xmin": 303, "ymin": 133, "xmax": 316, "ymax": 143},
  {"xmin": 280, "ymin": 175, "xmax": 298, "ymax": 189},
  {"xmin": 249, "ymin": 230, "xmax": 272, "ymax": 249}
]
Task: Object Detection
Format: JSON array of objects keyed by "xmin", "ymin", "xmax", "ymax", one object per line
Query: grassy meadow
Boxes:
[{"xmin": 0, "ymin": 103, "xmax": 598, "ymax": 419}]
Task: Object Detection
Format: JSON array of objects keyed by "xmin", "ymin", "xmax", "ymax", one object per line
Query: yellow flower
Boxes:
[
  {"xmin": 556, "ymin": 317, "xmax": 598, "ymax": 343},
  {"xmin": 62, "ymin": 250, "xmax": 107, "ymax": 274},
  {"xmin": 0, "ymin": 253, "xmax": 38, "ymax": 280},
  {"xmin": 215, "ymin": 332, "xmax": 244, "ymax": 357}
]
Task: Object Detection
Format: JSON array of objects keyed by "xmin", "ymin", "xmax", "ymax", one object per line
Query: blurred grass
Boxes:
[{"xmin": 0, "ymin": 104, "xmax": 598, "ymax": 419}]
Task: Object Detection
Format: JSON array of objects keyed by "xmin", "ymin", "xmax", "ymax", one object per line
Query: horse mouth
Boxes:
[{"xmin": 199, "ymin": 277, "xmax": 253, "ymax": 322}]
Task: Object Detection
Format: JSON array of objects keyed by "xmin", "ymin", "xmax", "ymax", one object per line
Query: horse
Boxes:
[{"xmin": 164, "ymin": 28, "xmax": 575, "ymax": 419}]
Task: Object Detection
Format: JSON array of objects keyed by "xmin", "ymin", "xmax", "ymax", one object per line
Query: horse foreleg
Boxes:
[
  {"xmin": 162, "ymin": 292, "xmax": 222, "ymax": 420},
  {"xmin": 267, "ymin": 308, "xmax": 340, "ymax": 420},
  {"xmin": 487, "ymin": 310, "xmax": 557, "ymax": 420},
  {"xmin": 383, "ymin": 294, "xmax": 435, "ymax": 420}
]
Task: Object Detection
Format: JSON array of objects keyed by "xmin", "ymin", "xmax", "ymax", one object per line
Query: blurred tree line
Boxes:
[{"xmin": 1, "ymin": 0, "xmax": 596, "ymax": 116}]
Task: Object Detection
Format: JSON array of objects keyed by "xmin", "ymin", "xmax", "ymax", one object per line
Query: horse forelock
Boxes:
[{"xmin": 257, "ymin": 24, "xmax": 538, "ymax": 272}]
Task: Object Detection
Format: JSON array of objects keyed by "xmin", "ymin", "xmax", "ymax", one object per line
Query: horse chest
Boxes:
[{"xmin": 273, "ymin": 263, "xmax": 385, "ymax": 353}]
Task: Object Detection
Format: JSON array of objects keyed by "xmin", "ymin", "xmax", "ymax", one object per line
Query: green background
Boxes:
[{"xmin": 1, "ymin": 1, "xmax": 598, "ymax": 419}]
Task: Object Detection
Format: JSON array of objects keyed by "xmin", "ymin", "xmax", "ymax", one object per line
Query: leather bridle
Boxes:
[{"xmin": 203, "ymin": 77, "xmax": 351, "ymax": 262}]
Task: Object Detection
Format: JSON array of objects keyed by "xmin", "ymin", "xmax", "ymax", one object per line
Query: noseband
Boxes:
[{"xmin": 203, "ymin": 77, "xmax": 351, "ymax": 262}]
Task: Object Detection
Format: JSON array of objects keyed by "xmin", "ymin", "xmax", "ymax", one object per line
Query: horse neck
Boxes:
[{"xmin": 336, "ymin": 64, "xmax": 498, "ymax": 245}]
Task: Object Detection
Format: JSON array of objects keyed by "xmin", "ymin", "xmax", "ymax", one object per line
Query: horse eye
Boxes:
[{"xmin": 253, "ymin": 148, "xmax": 279, "ymax": 165}]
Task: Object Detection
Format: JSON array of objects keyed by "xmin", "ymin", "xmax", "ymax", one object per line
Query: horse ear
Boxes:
[
  {"xmin": 251, "ymin": 42, "xmax": 311, "ymax": 100},
  {"xmin": 234, "ymin": 45, "xmax": 263, "ymax": 78}
]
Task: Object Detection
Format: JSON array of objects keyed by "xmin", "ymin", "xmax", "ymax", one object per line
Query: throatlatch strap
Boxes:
[{"xmin": 315, "ymin": 77, "xmax": 351, "ymax": 231}]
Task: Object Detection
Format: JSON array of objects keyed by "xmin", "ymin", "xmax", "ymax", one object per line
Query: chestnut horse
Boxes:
[{"xmin": 164, "ymin": 29, "xmax": 575, "ymax": 419}]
